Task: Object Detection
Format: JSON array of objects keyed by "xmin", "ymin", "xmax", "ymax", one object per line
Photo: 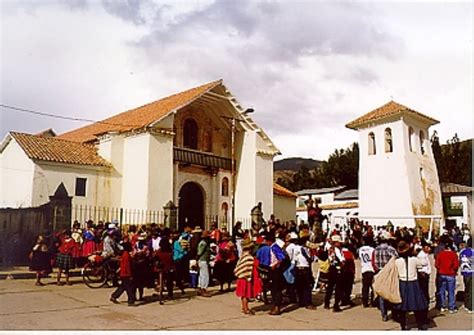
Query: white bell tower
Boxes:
[{"xmin": 346, "ymin": 101, "xmax": 444, "ymax": 232}]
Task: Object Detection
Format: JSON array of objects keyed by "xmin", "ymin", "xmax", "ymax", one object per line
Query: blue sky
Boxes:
[{"xmin": 1, "ymin": 0, "xmax": 472, "ymax": 160}]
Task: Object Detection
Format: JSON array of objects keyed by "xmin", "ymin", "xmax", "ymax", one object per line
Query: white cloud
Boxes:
[{"xmin": 0, "ymin": 0, "xmax": 471, "ymax": 160}]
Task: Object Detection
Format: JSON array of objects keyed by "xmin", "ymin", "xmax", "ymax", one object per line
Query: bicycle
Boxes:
[{"xmin": 82, "ymin": 254, "xmax": 120, "ymax": 289}]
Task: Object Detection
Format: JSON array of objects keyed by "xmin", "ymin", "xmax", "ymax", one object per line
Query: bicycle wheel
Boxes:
[{"xmin": 82, "ymin": 262, "xmax": 107, "ymax": 288}]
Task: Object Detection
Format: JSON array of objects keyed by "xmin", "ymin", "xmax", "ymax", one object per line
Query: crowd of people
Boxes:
[{"xmin": 28, "ymin": 216, "xmax": 472, "ymax": 330}]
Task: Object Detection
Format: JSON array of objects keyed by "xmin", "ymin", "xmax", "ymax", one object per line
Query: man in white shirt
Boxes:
[
  {"xmin": 285, "ymin": 232, "xmax": 299, "ymax": 304},
  {"xmin": 417, "ymin": 240, "xmax": 432, "ymax": 306},
  {"xmin": 358, "ymin": 236, "xmax": 375, "ymax": 308}
]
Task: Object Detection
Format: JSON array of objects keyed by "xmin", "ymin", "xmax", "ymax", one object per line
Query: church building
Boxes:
[{"xmin": 0, "ymin": 80, "xmax": 281, "ymax": 230}]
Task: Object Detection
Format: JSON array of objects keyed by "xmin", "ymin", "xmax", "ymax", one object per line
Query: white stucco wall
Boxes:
[
  {"xmin": 121, "ymin": 133, "xmax": 151, "ymax": 210},
  {"xmin": 0, "ymin": 138, "xmax": 35, "ymax": 207},
  {"xmin": 358, "ymin": 117, "xmax": 443, "ymax": 228},
  {"xmin": 32, "ymin": 162, "xmax": 111, "ymax": 208},
  {"xmin": 148, "ymin": 133, "xmax": 173, "ymax": 210},
  {"xmin": 98, "ymin": 133, "xmax": 124, "ymax": 208},
  {"xmin": 234, "ymin": 130, "xmax": 256, "ymax": 219},
  {"xmin": 274, "ymin": 195, "xmax": 296, "ymax": 223},
  {"xmin": 255, "ymin": 153, "xmax": 274, "ymax": 219}
]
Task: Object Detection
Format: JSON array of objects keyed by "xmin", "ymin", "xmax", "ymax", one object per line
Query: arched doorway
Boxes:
[{"xmin": 178, "ymin": 182, "xmax": 204, "ymax": 231}]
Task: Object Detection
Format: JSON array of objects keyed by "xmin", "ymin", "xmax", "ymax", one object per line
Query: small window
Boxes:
[
  {"xmin": 75, "ymin": 178, "xmax": 87, "ymax": 197},
  {"xmin": 368, "ymin": 132, "xmax": 376, "ymax": 155},
  {"xmin": 408, "ymin": 127, "xmax": 415, "ymax": 152},
  {"xmin": 221, "ymin": 177, "xmax": 229, "ymax": 196},
  {"xmin": 419, "ymin": 130, "xmax": 426, "ymax": 155},
  {"xmin": 384, "ymin": 128, "xmax": 393, "ymax": 153},
  {"xmin": 183, "ymin": 118, "xmax": 198, "ymax": 149}
]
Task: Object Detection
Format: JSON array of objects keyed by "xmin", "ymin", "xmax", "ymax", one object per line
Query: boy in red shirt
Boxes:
[
  {"xmin": 435, "ymin": 242, "xmax": 460, "ymax": 313},
  {"xmin": 110, "ymin": 242, "xmax": 136, "ymax": 306}
]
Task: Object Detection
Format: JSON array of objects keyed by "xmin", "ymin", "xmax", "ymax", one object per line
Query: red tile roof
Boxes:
[
  {"xmin": 58, "ymin": 80, "xmax": 222, "ymax": 143},
  {"xmin": 10, "ymin": 132, "xmax": 111, "ymax": 167},
  {"xmin": 273, "ymin": 183, "xmax": 297, "ymax": 198},
  {"xmin": 346, "ymin": 101, "xmax": 439, "ymax": 130}
]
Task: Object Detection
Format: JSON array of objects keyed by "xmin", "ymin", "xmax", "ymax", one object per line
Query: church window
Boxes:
[
  {"xmin": 75, "ymin": 177, "xmax": 87, "ymax": 197},
  {"xmin": 221, "ymin": 177, "xmax": 229, "ymax": 196},
  {"xmin": 183, "ymin": 118, "xmax": 198, "ymax": 149},
  {"xmin": 419, "ymin": 130, "xmax": 426, "ymax": 155},
  {"xmin": 368, "ymin": 132, "xmax": 376, "ymax": 155},
  {"xmin": 384, "ymin": 128, "xmax": 393, "ymax": 153},
  {"xmin": 409, "ymin": 127, "xmax": 415, "ymax": 152}
]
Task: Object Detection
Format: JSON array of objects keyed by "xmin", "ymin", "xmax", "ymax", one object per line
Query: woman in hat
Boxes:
[
  {"xmin": 393, "ymin": 240, "xmax": 429, "ymax": 330},
  {"xmin": 234, "ymin": 238, "xmax": 262, "ymax": 315},
  {"xmin": 29, "ymin": 234, "xmax": 52, "ymax": 286},
  {"xmin": 132, "ymin": 233, "xmax": 152, "ymax": 301},
  {"xmin": 56, "ymin": 230, "xmax": 77, "ymax": 286},
  {"xmin": 214, "ymin": 232, "xmax": 237, "ymax": 292}
]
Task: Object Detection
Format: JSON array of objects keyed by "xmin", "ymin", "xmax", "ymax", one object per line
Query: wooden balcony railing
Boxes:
[{"xmin": 173, "ymin": 147, "xmax": 232, "ymax": 170}]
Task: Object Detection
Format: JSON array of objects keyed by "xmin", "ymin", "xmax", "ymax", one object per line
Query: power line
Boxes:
[{"xmin": 0, "ymin": 103, "xmax": 142, "ymax": 128}]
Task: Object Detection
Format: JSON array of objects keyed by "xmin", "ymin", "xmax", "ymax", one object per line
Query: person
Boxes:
[
  {"xmin": 393, "ymin": 240, "xmax": 428, "ymax": 330},
  {"xmin": 173, "ymin": 227, "xmax": 191, "ymax": 294},
  {"xmin": 256, "ymin": 233, "xmax": 272, "ymax": 305},
  {"xmin": 233, "ymin": 221, "xmax": 245, "ymax": 258},
  {"xmin": 82, "ymin": 221, "xmax": 98, "ymax": 257},
  {"xmin": 71, "ymin": 221, "xmax": 84, "ymax": 266},
  {"xmin": 435, "ymin": 241, "xmax": 460, "ymax": 313},
  {"xmin": 294, "ymin": 230, "xmax": 316, "ymax": 309},
  {"xmin": 341, "ymin": 240, "xmax": 356, "ymax": 307},
  {"xmin": 372, "ymin": 231, "xmax": 398, "ymax": 321},
  {"xmin": 459, "ymin": 237, "xmax": 472, "ymax": 313},
  {"xmin": 417, "ymin": 240, "xmax": 432, "ymax": 307},
  {"xmin": 285, "ymin": 232, "xmax": 299, "ymax": 304},
  {"xmin": 324, "ymin": 235, "xmax": 345, "ymax": 312},
  {"xmin": 110, "ymin": 241, "xmax": 136, "ymax": 306},
  {"xmin": 132, "ymin": 233, "xmax": 153, "ymax": 302},
  {"xmin": 358, "ymin": 236, "xmax": 375, "ymax": 307},
  {"xmin": 210, "ymin": 222, "xmax": 221, "ymax": 244},
  {"xmin": 234, "ymin": 238, "xmax": 262, "ymax": 315},
  {"xmin": 56, "ymin": 230, "xmax": 77, "ymax": 286},
  {"xmin": 268, "ymin": 233, "xmax": 287, "ymax": 315},
  {"xmin": 189, "ymin": 259, "xmax": 198, "ymax": 289},
  {"xmin": 29, "ymin": 235, "xmax": 52, "ymax": 286},
  {"xmin": 197, "ymin": 230, "xmax": 212, "ymax": 297},
  {"xmin": 214, "ymin": 233, "xmax": 236, "ymax": 292},
  {"xmin": 155, "ymin": 237, "xmax": 175, "ymax": 301}
]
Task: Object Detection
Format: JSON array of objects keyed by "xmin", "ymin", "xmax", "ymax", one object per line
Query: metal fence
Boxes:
[{"xmin": 71, "ymin": 204, "xmax": 252, "ymax": 233}]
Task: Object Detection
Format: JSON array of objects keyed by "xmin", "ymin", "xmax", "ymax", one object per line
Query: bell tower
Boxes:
[{"xmin": 346, "ymin": 101, "xmax": 444, "ymax": 232}]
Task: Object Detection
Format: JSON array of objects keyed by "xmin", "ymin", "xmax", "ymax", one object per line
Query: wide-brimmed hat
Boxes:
[
  {"xmin": 138, "ymin": 233, "xmax": 147, "ymax": 241},
  {"xmin": 380, "ymin": 231, "xmax": 393, "ymax": 240},
  {"xmin": 192, "ymin": 226, "xmax": 203, "ymax": 233},
  {"xmin": 299, "ymin": 230, "xmax": 310, "ymax": 239},
  {"xmin": 397, "ymin": 240, "xmax": 411, "ymax": 254},
  {"xmin": 288, "ymin": 232, "xmax": 298, "ymax": 240},
  {"xmin": 331, "ymin": 235, "xmax": 342, "ymax": 243},
  {"xmin": 241, "ymin": 238, "xmax": 254, "ymax": 250}
]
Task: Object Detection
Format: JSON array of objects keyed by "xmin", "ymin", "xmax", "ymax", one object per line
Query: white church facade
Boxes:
[
  {"xmin": 0, "ymin": 80, "xmax": 281, "ymax": 230},
  {"xmin": 346, "ymin": 101, "xmax": 444, "ymax": 231}
]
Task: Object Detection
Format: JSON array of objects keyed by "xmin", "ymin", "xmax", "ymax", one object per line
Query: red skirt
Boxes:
[
  {"xmin": 235, "ymin": 277, "xmax": 262, "ymax": 299},
  {"xmin": 82, "ymin": 240, "xmax": 98, "ymax": 257}
]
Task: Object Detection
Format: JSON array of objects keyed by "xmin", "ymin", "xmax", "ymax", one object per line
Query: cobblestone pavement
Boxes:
[{"xmin": 0, "ymin": 267, "xmax": 472, "ymax": 331}]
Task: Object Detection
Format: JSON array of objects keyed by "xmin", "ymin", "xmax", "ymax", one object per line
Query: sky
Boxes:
[{"xmin": 0, "ymin": 0, "xmax": 472, "ymax": 161}]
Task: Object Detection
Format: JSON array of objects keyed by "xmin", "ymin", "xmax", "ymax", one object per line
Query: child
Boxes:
[
  {"xmin": 189, "ymin": 259, "xmax": 198, "ymax": 288},
  {"xmin": 234, "ymin": 238, "xmax": 262, "ymax": 315},
  {"xmin": 29, "ymin": 235, "xmax": 52, "ymax": 286},
  {"xmin": 110, "ymin": 242, "xmax": 136, "ymax": 306},
  {"xmin": 56, "ymin": 230, "xmax": 77, "ymax": 286}
]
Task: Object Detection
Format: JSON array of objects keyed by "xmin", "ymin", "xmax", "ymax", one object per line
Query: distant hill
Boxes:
[{"xmin": 274, "ymin": 158, "xmax": 323, "ymax": 172}]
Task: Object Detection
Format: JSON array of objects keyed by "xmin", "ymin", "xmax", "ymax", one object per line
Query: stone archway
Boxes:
[{"xmin": 178, "ymin": 182, "xmax": 204, "ymax": 231}]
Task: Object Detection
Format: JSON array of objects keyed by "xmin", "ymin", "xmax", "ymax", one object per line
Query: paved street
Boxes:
[{"xmin": 1, "ymin": 265, "xmax": 472, "ymax": 331}]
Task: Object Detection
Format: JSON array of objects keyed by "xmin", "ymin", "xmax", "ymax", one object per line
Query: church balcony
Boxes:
[{"xmin": 173, "ymin": 147, "xmax": 232, "ymax": 171}]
